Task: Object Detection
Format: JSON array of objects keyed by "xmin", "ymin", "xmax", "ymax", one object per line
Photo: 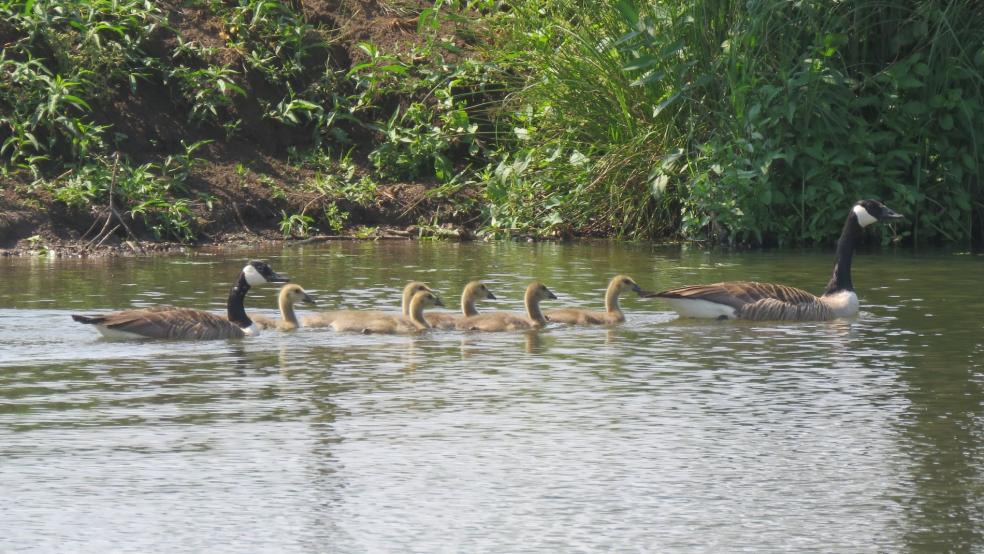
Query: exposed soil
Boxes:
[{"xmin": 0, "ymin": 0, "xmax": 483, "ymax": 257}]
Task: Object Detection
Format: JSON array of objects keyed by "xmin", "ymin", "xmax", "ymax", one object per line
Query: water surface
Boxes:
[{"xmin": 1, "ymin": 242, "xmax": 983, "ymax": 552}]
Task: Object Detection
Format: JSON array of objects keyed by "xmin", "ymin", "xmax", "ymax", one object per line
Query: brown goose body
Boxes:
[
  {"xmin": 251, "ymin": 284, "xmax": 317, "ymax": 331},
  {"xmin": 301, "ymin": 281, "xmax": 430, "ymax": 329},
  {"xmin": 330, "ymin": 290, "xmax": 444, "ymax": 334},
  {"xmin": 646, "ymin": 200, "xmax": 904, "ymax": 321},
  {"xmin": 72, "ymin": 261, "xmax": 288, "ymax": 339},
  {"xmin": 456, "ymin": 282, "xmax": 557, "ymax": 331},
  {"xmin": 424, "ymin": 281, "xmax": 496, "ymax": 330},
  {"xmin": 545, "ymin": 275, "xmax": 646, "ymax": 325},
  {"xmin": 653, "ymin": 281, "xmax": 845, "ymax": 321}
]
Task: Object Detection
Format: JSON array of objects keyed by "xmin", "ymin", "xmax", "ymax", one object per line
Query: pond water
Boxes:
[{"xmin": 1, "ymin": 241, "xmax": 983, "ymax": 552}]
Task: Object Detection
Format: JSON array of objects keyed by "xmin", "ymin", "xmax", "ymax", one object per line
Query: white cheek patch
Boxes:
[
  {"xmin": 243, "ymin": 264, "xmax": 266, "ymax": 286},
  {"xmin": 853, "ymin": 204, "xmax": 878, "ymax": 227}
]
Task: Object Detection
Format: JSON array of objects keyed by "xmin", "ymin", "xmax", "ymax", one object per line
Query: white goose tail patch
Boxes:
[
  {"xmin": 94, "ymin": 326, "xmax": 150, "ymax": 340},
  {"xmin": 820, "ymin": 290, "xmax": 860, "ymax": 318},
  {"xmin": 664, "ymin": 298, "xmax": 737, "ymax": 319}
]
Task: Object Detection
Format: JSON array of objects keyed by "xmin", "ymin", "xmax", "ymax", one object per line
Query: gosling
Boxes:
[
  {"xmin": 425, "ymin": 281, "xmax": 497, "ymax": 330},
  {"xmin": 456, "ymin": 282, "xmax": 557, "ymax": 331},
  {"xmin": 545, "ymin": 275, "xmax": 647, "ymax": 325},
  {"xmin": 331, "ymin": 290, "xmax": 444, "ymax": 334},
  {"xmin": 251, "ymin": 284, "xmax": 317, "ymax": 331},
  {"xmin": 302, "ymin": 281, "xmax": 431, "ymax": 328}
]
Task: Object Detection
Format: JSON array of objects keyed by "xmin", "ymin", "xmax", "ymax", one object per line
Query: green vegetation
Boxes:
[{"xmin": 1, "ymin": 0, "xmax": 982, "ymax": 246}]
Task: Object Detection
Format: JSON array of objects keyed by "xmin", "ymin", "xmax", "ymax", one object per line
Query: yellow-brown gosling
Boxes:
[
  {"xmin": 301, "ymin": 281, "xmax": 431, "ymax": 328},
  {"xmin": 425, "ymin": 281, "xmax": 497, "ymax": 330},
  {"xmin": 455, "ymin": 282, "xmax": 557, "ymax": 331},
  {"xmin": 251, "ymin": 284, "xmax": 317, "ymax": 331},
  {"xmin": 545, "ymin": 275, "xmax": 648, "ymax": 325},
  {"xmin": 330, "ymin": 290, "xmax": 444, "ymax": 334}
]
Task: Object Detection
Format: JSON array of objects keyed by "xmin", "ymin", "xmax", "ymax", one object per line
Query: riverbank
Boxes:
[{"xmin": 2, "ymin": 1, "xmax": 981, "ymax": 248}]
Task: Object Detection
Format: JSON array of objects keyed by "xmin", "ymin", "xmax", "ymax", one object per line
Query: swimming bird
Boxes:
[
  {"xmin": 644, "ymin": 199, "xmax": 904, "ymax": 321},
  {"xmin": 425, "ymin": 280, "xmax": 497, "ymax": 330},
  {"xmin": 301, "ymin": 281, "xmax": 431, "ymax": 328},
  {"xmin": 71, "ymin": 260, "xmax": 289, "ymax": 339},
  {"xmin": 330, "ymin": 290, "xmax": 444, "ymax": 334},
  {"xmin": 545, "ymin": 275, "xmax": 648, "ymax": 325},
  {"xmin": 456, "ymin": 282, "xmax": 557, "ymax": 331},
  {"xmin": 251, "ymin": 284, "xmax": 317, "ymax": 331}
]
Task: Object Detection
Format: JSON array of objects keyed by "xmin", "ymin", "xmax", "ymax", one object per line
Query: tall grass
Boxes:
[{"xmin": 489, "ymin": 0, "xmax": 984, "ymax": 245}]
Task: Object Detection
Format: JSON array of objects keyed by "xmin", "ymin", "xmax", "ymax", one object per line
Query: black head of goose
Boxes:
[
  {"xmin": 72, "ymin": 260, "xmax": 289, "ymax": 339},
  {"xmin": 645, "ymin": 200, "xmax": 904, "ymax": 321}
]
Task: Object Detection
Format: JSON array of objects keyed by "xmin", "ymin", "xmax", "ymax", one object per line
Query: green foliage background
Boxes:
[{"xmin": 1, "ymin": 0, "xmax": 982, "ymax": 245}]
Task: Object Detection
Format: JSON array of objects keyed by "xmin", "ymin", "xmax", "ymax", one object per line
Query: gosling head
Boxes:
[
  {"xmin": 527, "ymin": 281, "xmax": 558, "ymax": 301},
  {"xmin": 413, "ymin": 290, "xmax": 445, "ymax": 309},
  {"xmin": 282, "ymin": 284, "xmax": 317, "ymax": 306},
  {"xmin": 243, "ymin": 260, "xmax": 289, "ymax": 286},
  {"xmin": 612, "ymin": 275, "xmax": 646, "ymax": 296},
  {"xmin": 853, "ymin": 200, "xmax": 904, "ymax": 228},
  {"xmin": 465, "ymin": 281, "xmax": 497, "ymax": 301}
]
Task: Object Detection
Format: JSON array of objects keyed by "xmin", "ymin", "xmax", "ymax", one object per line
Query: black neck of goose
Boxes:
[
  {"xmin": 227, "ymin": 272, "xmax": 252, "ymax": 328},
  {"xmin": 823, "ymin": 211, "xmax": 863, "ymax": 295}
]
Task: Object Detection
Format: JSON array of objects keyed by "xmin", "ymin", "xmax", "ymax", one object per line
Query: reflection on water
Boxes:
[{"xmin": 1, "ymin": 242, "xmax": 983, "ymax": 552}]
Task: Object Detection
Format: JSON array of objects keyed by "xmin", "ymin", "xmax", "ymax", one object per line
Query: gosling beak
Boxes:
[
  {"xmin": 487, "ymin": 292, "xmax": 497, "ymax": 300},
  {"xmin": 545, "ymin": 289, "xmax": 558, "ymax": 300},
  {"xmin": 631, "ymin": 283, "xmax": 645, "ymax": 295},
  {"xmin": 434, "ymin": 296, "xmax": 445, "ymax": 308},
  {"xmin": 302, "ymin": 293, "xmax": 317, "ymax": 306},
  {"xmin": 882, "ymin": 207, "xmax": 905, "ymax": 221}
]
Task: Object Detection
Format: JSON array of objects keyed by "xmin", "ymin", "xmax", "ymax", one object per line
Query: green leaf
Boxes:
[{"xmin": 940, "ymin": 114, "xmax": 954, "ymax": 131}]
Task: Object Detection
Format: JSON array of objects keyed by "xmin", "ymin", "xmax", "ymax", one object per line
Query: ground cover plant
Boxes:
[{"xmin": 1, "ymin": 0, "xmax": 981, "ymax": 248}]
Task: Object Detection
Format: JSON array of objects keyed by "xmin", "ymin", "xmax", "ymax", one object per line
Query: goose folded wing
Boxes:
[{"xmin": 655, "ymin": 281, "xmax": 817, "ymax": 308}]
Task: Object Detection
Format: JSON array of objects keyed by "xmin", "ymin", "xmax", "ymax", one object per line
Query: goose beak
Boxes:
[
  {"xmin": 487, "ymin": 292, "xmax": 497, "ymax": 300},
  {"xmin": 882, "ymin": 207, "xmax": 905, "ymax": 221},
  {"xmin": 269, "ymin": 273, "xmax": 290, "ymax": 283}
]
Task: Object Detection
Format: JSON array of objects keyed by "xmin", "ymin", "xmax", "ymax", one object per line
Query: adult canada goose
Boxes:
[
  {"xmin": 330, "ymin": 290, "xmax": 444, "ymax": 334},
  {"xmin": 301, "ymin": 281, "xmax": 432, "ymax": 328},
  {"xmin": 251, "ymin": 284, "xmax": 317, "ymax": 331},
  {"xmin": 425, "ymin": 281, "xmax": 497, "ymax": 330},
  {"xmin": 645, "ymin": 199, "xmax": 904, "ymax": 321},
  {"xmin": 456, "ymin": 282, "xmax": 557, "ymax": 331},
  {"xmin": 72, "ymin": 260, "xmax": 288, "ymax": 339},
  {"xmin": 545, "ymin": 275, "xmax": 648, "ymax": 325}
]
